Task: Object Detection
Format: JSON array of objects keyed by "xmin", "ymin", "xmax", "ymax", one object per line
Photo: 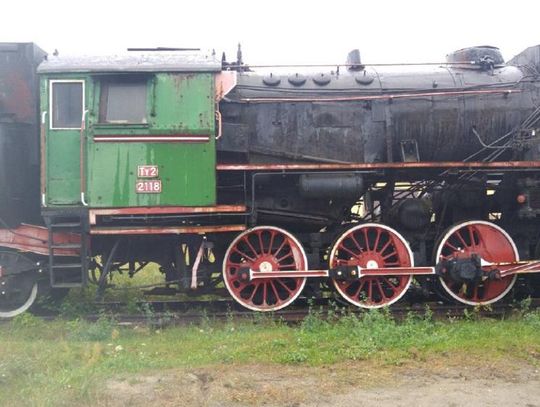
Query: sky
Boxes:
[{"xmin": 2, "ymin": 0, "xmax": 539, "ymax": 66}]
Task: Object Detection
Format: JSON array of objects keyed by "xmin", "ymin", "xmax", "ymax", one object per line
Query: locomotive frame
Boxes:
[{"xmin": 1, "ymin": 42, "xmax": 540, "ymax": 316}]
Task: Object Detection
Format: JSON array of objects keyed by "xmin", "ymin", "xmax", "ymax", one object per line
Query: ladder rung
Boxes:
[
  {"xmin": 50, "ymin": 282, "xmax": 83, "ymax": 288},
  {"xmin": 52, "ymin": 263, "xmax": 82, "ymax": 269},
  {"xmin": 47, "ymin": 214, "xmax": 87, "ymax": 288},
  {"xmin": 51, "ymin": 222, "xmax": 82, "ymax": 228}
]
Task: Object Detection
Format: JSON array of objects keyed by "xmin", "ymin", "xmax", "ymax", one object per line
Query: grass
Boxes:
[
  {"xmin": 41, "ymin": 262, "xmax": 224, "ymax": 317},
  {"xmin": 0, "ymin": 307, "xmax": 539, "ymax": 406}
]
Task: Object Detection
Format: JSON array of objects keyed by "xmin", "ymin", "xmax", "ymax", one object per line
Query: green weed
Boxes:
[{"xmin": 1, "ymin": 307, "xmax": 540, "ymax": 406}]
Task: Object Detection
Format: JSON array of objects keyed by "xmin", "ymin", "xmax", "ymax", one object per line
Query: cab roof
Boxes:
[{"xmin": 38, "ymin": 52, "xmax": 222, "ymax": 74}]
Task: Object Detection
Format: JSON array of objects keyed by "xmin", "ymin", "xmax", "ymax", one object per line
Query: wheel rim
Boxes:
[
  {"xmin": 329, "ymin": 223, "xmax": 413, "ymax": 309},
  {"xmin": 435, "ymin": 221, "xmax": 518, "ymax": 306},
  {"xmin": 0, "ymin": 252, "xmax": 39, "ymax": 318},
  {"xmin": 223, "ymin": 226, "xmax": 307, "ymax": 312}
]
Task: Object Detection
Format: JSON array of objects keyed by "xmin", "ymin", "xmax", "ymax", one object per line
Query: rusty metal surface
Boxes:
[
  {"xmin": 89, "ymin": 205, "xmax": 246, "ymax": 224},
  {"xmin": 38, "ymin": 52, "xmax": 221, "ymax": 73},
  {"xmin": 215, "ymin": 71, "xmax": 238, "ymax": 101},
  {"xmin": 92, "ymin": 134, "xmax": 211, "ymax": 143},
  {"xmin": 238, "ymin": 88, "xmax": 518, "ymax": 103},
  {"xmin": 89, "ymin": 224, "xmax": 246, "ymax": 235},
  {"xmin": 217, "ymin": 50, "xmax": 536, "ymax": 164},
  {"xmin": 0, "ymin": 43, "xmax": 46, "ymax": 227},
  {"xmin": 0, "ymin": 224, "xmax": 79, "ymax": 256},
  {"xmin": 217, "ymin": 160, "xmax": 540, "ymax": 171},
  {"xmin": 89, "ymin": 206, "xmax": 246, "ymax": 225},
  {"xmin": 446, "ymin": 46, "xmax": 505, "ymax": 68}
]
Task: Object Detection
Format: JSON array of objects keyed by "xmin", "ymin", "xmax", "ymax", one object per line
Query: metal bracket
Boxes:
[{"xmin": 190, "ymin": 239, "xmax": 214, "ymax": 290}]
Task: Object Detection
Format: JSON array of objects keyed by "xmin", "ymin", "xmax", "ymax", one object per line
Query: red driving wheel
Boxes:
[
  {"xmin": 223, "ymin": 226, "xmax": 307, "ymax": 311},
  {"xmin": 329, "ymin": 223, "xmax": 413, "ymax": 309},
  {"xmin": 435, "ymin": 221, "xmax": 518, "ymax": 305}
]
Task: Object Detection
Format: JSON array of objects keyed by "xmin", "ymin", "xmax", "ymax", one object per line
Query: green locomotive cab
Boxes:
[{"xmin": 38, "ymin": 52, "xmax": 221, "ymax": 208}]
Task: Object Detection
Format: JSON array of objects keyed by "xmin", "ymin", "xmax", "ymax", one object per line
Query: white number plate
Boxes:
[
  {"xmin": 136, "ymin": 180, "xmax": 162, "ymax": 194},
  {"xmin": 137, "ymin": 165, "xmax": 159, "ymax": 178}
]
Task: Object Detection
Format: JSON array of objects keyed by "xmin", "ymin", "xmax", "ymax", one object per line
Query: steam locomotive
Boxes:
[{"xmin": 1, "ymin": 41, "xmax": 540, "ymax": 316}]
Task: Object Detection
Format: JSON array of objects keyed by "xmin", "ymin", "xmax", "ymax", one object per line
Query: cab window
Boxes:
[
  {"xmin": 50, "ymin": 81, "xmax": 84, "ymax": 129},
  {"xmin": 99, "ymin": 77, "xmax": 147, "ymax": 124}
]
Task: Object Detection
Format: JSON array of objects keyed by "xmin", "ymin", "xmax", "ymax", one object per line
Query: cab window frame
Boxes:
[
  {"xmin": 49, "ymin": 79, "xmax": 85, "ymax": 130},
  {"xmin": 98, "ymin": 75, "xmax": 150, "ymax": 125}
]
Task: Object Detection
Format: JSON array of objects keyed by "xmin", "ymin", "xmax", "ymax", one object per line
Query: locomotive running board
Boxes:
[
  {"xmin": 89, "ymin": 205, "xmax": 247, "ymax": 225},
  {"xmin": 90, "ymin": 224, "xmax": 246, "ymax": 235}
]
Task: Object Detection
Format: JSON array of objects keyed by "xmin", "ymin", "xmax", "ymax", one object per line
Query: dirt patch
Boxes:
[{"xmin": 101, "ymin": 357, "xmax": 540, "ymax": 407}]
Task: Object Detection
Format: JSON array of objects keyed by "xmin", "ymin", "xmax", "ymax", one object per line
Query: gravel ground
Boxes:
[{"xmin": 102, "ymin": 355, "xmax": 540, "ymax": 407}]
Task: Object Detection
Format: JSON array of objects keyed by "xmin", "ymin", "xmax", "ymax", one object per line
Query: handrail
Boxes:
[
  {"xmin": 40, "ymin": 111, "xmax": 47, "ymax": 207},
  {"xmin": 80, "ymin": 110, "xmax": 89, "ymax": 206},
  {"xmin": 215, "ymin": 107, "xmax": 222, "ymax": 140}
]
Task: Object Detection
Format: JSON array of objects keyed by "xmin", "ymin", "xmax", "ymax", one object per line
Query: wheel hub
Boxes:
[
  {"xmin": 258, "ymin": 261, "xmax": 274, "ymax": 273},
  {"xmin": 357, "ymin": 252, "xmax": 384, "ymax": 268},
  {"xmin": 252, "ymin": 256, "xmax": 279, "ymax": 272},
  {"xmin": 366, "ymin": 260, "xmax": 379, "ymax": 269}
]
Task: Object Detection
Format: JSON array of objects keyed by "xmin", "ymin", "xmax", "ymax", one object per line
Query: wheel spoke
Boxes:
[
  {"xmin": 352, "ymin": 280, "xmax": 366, "ymax": 299},
  {"xmin": 373, "ymin": 229, "xmax": 382, "ymax": 252},
  {"xmin": 276, "ymin": 278, "xmax": 294, "ymax": 294},
  {"xmin": 382, "ymin": 277, "xmax": 398, "ymax": 290},
  {"xmin": 349, "ymin": 234, "xmax": 364, "ymax": 254},
  {"xmin": 276, "ymin": 252, "xmax": 293, "ymax": 263},
  {"xmin": 262, "ymin": 283, "xmax": 268, "ymax": 305},
  {"xmin": 339, "ymin": 244, "xmax": 362, "ymax": 260},
  {"xmin": 378, "ymin": 239, "xmax": 392, "ymax": 256},
  {"xmin": 330, "ymin": 224, "xmax": 413, "ymax": 309},
  {"xmin": 363, "ymin": 228, "xmax": 370, "ymax": 250},
  {"xmin": 227, "ymin": 261, "xmax": 247, "ymax": 268},
  {"xmin": 257, "ymin": 231, "xmax": 266, "ymax": 255},
  {"xmin": 382, "ymin": 251, "xmax": 397, "ymax": 260},
  {"xmin": 443, "ymin": 241, "xmax": 460, "ymax": 253},
  {"xmin": 269, "ymin": 280, "xmax": 280, "ymax": 301},
  {"xmin": 375, "ymin": 279, "xmax": 388, "ymax": 300},
  {"xmin": 467, "ymin": 226, "xmax": 476, "ymax": 248},
  {"xmin": 223, "ymin": 227, "xmax": 307, "ymax": 311},
  {"xmin": 233, "ymin": 247, "xmax": 256, "ymax": 262},
  {"xmin": 455, "ymin": 230, "xmax": 468, "ymax": 248},
  {"xmin": 266, "ymin": 231, "xmax": 276, "ymax": 255},
  {"xmin": 242, "ymin": 237, "xmax": 260, "ymax": 258},
  {"xmin": 248, "ymin": 282, "xmax": 261, "ymax": 301},
  {"xmin": 272, "ymin": 239, "xmax": 287, "ymax": 258}
]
